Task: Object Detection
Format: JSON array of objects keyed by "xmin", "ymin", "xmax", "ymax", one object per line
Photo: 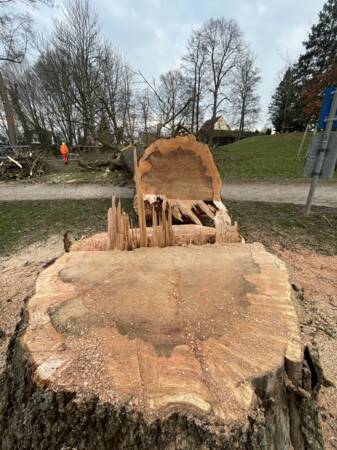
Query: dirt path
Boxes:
[{"xmin": 0, "ymin": 181, "xmax": 336, "ymax": 207}]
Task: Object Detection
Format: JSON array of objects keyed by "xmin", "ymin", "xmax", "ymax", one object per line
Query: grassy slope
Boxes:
[
  {"xmin": 214, "ymin": 132, "xmax": 337, "ymax": 181},
  {"xmin": 1, "ymin": 199, "xmax": 336, "ymax": 256}
]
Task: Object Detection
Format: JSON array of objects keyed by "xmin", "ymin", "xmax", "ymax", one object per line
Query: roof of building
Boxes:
[{"xmin": 200, "ymin": 116, "xmax": 231, "ymax": 135}]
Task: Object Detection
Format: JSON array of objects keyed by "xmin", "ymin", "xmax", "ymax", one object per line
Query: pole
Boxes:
[
  {"xmin": 304, "ymin": 88, "xmax": 337, "ymax": 216},
  {"xmin": 296, "ymin": 123, "xmax": 309, "ymax": 158}
]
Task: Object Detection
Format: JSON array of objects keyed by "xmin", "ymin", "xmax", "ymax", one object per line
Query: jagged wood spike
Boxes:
[
  {"xmin": 176, "ymin": 200, "xmax": 202, "ymax": 226},
  {"xmin": 195, "ymin": 200, "xmax": 215, "ymax": 220},
  {"xmin": 170, "ymin": 202, "xmax": 184, "ymax": 222},
  {"xmin": 152, "ymin": 206, "xmax": 158, "ymax": 247},
  {"xmin": 168, "ymin": 205, "xmax": 174, "ymax": 245},
  {"xmin": 107, "ymin": 208, "xmax": 112, "ymax": 250},
  {"xmin": 161, "ymin": 207, "xmax": 167, "ymax": 248},
  {"xmin": 134, "ymin": 147, "xmax": 147, "ymax": 247},
  {"xmin": 111, "ymin": 196, "xmax": 117, "ymax": 249}
]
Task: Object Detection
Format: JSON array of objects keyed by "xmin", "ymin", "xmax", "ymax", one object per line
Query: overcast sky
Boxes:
[{"xmin": 26, "ymin": 0, "xmax": 325, "ymax": 128}]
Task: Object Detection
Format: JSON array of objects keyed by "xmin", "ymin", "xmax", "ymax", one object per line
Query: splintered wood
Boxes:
[
  {"xmin": 134, "ymin": 148, "xmax": 147, "ymax": 247},
  {"xmin": 107, "ymin": 140, "xmax": 241, "ymax": 250},
  {"xmin": 136, "ymin": 135, "xmax": 241, "ymax": 243},
  {"xmin": 107, "ymin": 197, "xmax": 175, "ymax": 250},
  {"xmin": 106, "ymin": 147, "xmax": 177, "ymax": 250}
]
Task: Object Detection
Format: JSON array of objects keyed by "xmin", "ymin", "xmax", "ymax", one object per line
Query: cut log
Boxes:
[
  {"xmin": 0, "ymin": 244, "xmax": 323, "ymax": 449},
  {"xmin": 72, "ymin": 225, "xmax": 218, "ymax": 251},
  {"xmin": 135, "ymin": 135, "xmax": 240, "ymax": 244},
  {"xmin": 138, "ymin": 135, "xmax": 222, "ymax": 201}
]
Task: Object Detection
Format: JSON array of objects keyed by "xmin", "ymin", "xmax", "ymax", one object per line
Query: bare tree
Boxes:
[
  {"xmin": 98, "ymin": 44, "xmax": 136, "ymax": 144},
  {"xmin": 201, "ymin": 18, "xmax": 243, "ymax": 127},
  {"xmin": 137, "ymin": 87, "xmax": 154, "ymax": 144},
  {"xmin": 230, "ymin": 51, "xmax": 261, "ymax": 138},
  {"xmin": 157, "ymin": 69, "xmax": 191, "ymax": 136},
  {"xmin": 49, "ymin": 0, "xmax": 104, "ymax": 144},
  {"xmin": 182, "ymin": 30, "xmax": 207, "ymax": 136},
  {"xmin": 138, "ymin": 70, "xmax": 191, "ymax": 137},
  {"xmin": 10, "ymin": 1, "xmax": 137, "ymax": 147},
  {"xmin": 0, "ymin": 0, "xmax": 52, "ymax": 144}
]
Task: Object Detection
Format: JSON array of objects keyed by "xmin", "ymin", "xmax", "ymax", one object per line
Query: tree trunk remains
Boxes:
[
  {"xmin": 0, "ymin": 244, "xmax": 323, "ymax": 450},
  {"xmin": 137, "ymin": 134, "xmax": 239, "ymax": 241}
]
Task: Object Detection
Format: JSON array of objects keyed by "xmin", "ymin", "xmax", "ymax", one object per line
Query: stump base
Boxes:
[{"xmin": 0, "ymin": 244, "xmax": 324, "ymax": 449}]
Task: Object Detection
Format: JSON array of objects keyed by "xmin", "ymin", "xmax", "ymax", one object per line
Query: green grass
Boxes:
[
  {"xmin": 227, "ymin": 200, "xmax": 337, "ymax": 255},
  {"xmin": 1, "ymin": 198, "xmax": 336, "ymax": 256},
  {"xmin": 214, "ymin": 133, "xmax": 337, "ymax": 181},
  {"xmin": 0, "ymin": 198, "xmax": 134, "ymax": 256},
  {"xmin": 19, "ymin": 158, "xmax": 132, "ymax": 185}
]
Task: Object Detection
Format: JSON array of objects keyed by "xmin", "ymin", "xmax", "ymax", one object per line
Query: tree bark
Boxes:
[{"xmin": 0, "ymin": 70, "xmax": 17, "ymax": 145}]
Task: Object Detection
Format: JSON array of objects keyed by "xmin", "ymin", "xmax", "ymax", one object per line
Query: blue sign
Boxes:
[{"xmin": 317, "ymin": 86, "xmax": 337, "ymax": 130}]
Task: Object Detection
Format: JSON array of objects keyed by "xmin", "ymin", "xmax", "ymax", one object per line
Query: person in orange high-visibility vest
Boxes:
[{"xmin": 59, "ymin": 142, "xmax": 69, "ymax": 165}]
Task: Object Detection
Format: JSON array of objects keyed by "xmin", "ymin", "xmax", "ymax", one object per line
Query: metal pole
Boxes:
[{"xmin": 304, "ymin": 88, "xmax": 337, "ymax": 216}]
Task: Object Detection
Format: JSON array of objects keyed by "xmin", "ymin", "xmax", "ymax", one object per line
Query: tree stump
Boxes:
[{"xmin": 0, "ymin": 244, "xmax": 323, "ymax": 449}]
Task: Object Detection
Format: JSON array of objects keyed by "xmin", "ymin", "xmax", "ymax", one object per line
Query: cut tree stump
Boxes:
[{"xmin": 0, "ymin": 244, "xmax": 323, "ymax": 449}]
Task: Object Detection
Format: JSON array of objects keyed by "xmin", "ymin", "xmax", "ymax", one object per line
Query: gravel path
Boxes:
[
  {"xmin": 0, "ymin": 183, "xmax": 134, "ymax": 201},
  {"xmin": 0, "ymin": 182, "xmax": 336, "ymax": 207},
  {"xmin": 222, "ymin": 182, "xmax": 337, "ymax": 208}
]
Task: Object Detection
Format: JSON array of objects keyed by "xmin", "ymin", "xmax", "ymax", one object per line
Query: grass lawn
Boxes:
[
  {"xmin": 1, "ymin": 198, "xmax": 336, "ymax": 256},
  {"xmin": 23, "ymin": 158, "xmax": 132, "ymax": 185},
  {"xmin": 213, "ymin": 132, "xmax": 337, "ymax": 181}
]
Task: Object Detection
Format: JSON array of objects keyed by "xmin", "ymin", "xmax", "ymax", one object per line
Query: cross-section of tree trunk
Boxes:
[
  {"xmin": 138, "ymin": 135, "xmax": 222, "ymax": 201},
  {"xmin": 0, "ymin": 244, "xmax": 323, "ymax": 449},
  {"xmin": 136, "ymin": 135, "xmax": 240, "ymax": 243}
]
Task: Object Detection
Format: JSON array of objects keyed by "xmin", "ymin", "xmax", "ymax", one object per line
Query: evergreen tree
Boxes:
[
  {"xmin": 295, "ymin": 0, "xmax": 337, "ymax": 120},
  {"xmin": 269, "ymin": 66, "xmax": 305, "ymax": 132},
  {"xmin": 270, "ymin": 0, "xmax": 337, "ymax": 128},
  {"xmin": 297, "ymin": 0, "xmax": 337, "ymax": 80}
]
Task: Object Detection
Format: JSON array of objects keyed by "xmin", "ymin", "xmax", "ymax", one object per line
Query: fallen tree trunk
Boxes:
[
  {"xmin": 138, "ymin": 135, "xmax": 222, "ymax": 201},
  {"xmin": 77, "ymin": 145, "xmax": 142, "ymax": 173},
  {"xmin": 0, "ymin": 245, "xmax": 324, "ymax": 450},
  {"xmin": 78, "ymin": 159, "xmax": 111, "ymax": 171},
  {"xmin": 136, "ymin": 135, "xmax": 240, "ymax": 242}
]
